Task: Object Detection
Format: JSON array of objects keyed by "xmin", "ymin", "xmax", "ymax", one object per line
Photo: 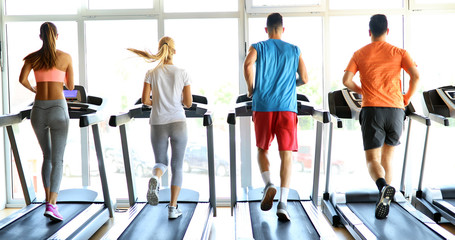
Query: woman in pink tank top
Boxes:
[{"xmin": 18, "ymin": 22, "xmax": 74, "ymax": 222}]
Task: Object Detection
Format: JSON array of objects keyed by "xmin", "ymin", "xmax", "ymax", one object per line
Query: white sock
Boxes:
[
  {"xmin": 280, "ymin": 187, "xmax": 289, "ymax": 204},
  {"xmin": 261, "ymin": 171, "xmax": 271, "ymax": 185}
]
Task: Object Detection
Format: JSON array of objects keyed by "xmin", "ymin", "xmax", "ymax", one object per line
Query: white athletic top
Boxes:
[{"xmin": 144, "ymin": 65, "xmax": 191, "ymax": 125}]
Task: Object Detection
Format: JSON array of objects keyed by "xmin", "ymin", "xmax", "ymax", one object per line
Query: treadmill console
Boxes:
[
  {"xmin": 328, "ymin": 88, "xmax": 362, "ymax": 120},
  {"xmin": 424, "ymin": 85, "xmax": 455, "ymax": 118}
]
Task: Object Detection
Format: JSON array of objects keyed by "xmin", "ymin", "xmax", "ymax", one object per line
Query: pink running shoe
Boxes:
[{"xmin": 44, "ymin": 203, "xmax": 63, "ymax": 221}]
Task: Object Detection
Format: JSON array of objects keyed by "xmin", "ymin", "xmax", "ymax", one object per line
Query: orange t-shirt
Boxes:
[{"xmin": 345, "ymin": 41, "xmax": 416, "ymax": 109}]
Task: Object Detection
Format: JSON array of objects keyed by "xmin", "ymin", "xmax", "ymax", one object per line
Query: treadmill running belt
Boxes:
[
  {"xmin": 0, "ymin": 203, "xmax": 92, "ymax": 239},
  {"xmin": 347, "ymin": 202, "xmax": 442, "ymax": 240},
  {"xmin": 249, "ymin": 201, "xmax": 320, "ymax": 240},
  {"xmin": 119, "ymin": 203, "xmax": 197, "ymax": 240}
]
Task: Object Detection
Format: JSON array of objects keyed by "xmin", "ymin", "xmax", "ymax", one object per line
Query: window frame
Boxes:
[
  {"xmin": 409, "ymin": 0, "xmax": 455, "ymax": 10},
  {"xmin": 246, "ymin": 0, "xmax": 325, "ymax": 13}
]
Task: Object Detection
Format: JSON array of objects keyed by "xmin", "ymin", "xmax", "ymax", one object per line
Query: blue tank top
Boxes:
[{"xmin": 252, "ymin": 39, "xmax": 300, "ymax": 113}]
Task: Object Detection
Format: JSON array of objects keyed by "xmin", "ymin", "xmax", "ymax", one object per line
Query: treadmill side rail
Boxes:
[
  {"xmin": 0, "ymin": 204, "xmax": 41, "ymax": 230},
  {"xmin": 49, "ymin": 203, "xmax": 107, "ymax": 240},
  {"xmin": 100, "ymin": 203, "xmax": 147, "ymax": 240},
  {"xmin": 300, "ymin": 201, "xmax": 338, "ymax": 240},
  {"xmin": 183, "ymin": 203, "xmax": 213, "ymax": 240},
  {"xmin": 235, "ymin": 202, "xmax": 254, "ymax": 240},
  {"xmin": 337, "ymin": 205, "xmax": 377, "ymax": 240}
]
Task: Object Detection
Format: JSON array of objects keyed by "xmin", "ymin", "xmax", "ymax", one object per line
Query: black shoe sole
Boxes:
[
  {"xmin": 375, "ymin": 186, "xmax": 395, "ymax": 219},
  {"xmin": 277, "ymin": 209, "xmax": 291, "ymax": 221},
  {"xmin": 260, "ymin": 186, "xmax": 277, "ymax": 211}
]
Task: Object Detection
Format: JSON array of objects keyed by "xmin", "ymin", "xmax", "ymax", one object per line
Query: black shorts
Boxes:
[{"xmin": 359, "ymin": 107, "xmax": 405, "ymax": 151}]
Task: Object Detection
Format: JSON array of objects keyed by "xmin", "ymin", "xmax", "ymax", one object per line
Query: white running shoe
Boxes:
[
  {"xmin": 276, "ymin": 202, "xmax": 291, "ymax": 221},
  {"xmin": 168, "ymin": 205, "xmax": 182, "ymax": 219},
  {"xmin": 147, "ymin": 176, "xmax": 160, "ymax": 206}
]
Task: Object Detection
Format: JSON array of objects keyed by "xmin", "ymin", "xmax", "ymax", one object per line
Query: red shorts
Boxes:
[{"xmin": 252, "ymin": 111, "xmax": 298, "ymax": 151}]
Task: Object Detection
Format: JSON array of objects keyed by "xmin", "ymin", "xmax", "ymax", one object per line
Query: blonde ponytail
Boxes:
[{"xmin": 127, "ymin": 36, "xmax": 175, "ymax": 67}]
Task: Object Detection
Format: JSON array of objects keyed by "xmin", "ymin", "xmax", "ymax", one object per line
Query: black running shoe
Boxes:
[
  {"xmin": 276, "ymin": 202, "xmax": 291, "ymax": 221},
  {"xmin": 260, "ymin": 183, "xmax": 277, "ymax": 211},
  {"xmin": 375, "ymin": 185, "xmax": 395, "ymax": 219}
]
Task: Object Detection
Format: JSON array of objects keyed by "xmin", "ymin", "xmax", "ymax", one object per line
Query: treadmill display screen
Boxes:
[
  {"xmin": 350, "ymin": 92, "xmax": 362, "ymax": 101},
  {"xmin": 445, "ymin": 90, "xmax": 455, "ymax": 100},
  {"xmin": 64, "ymin": 90, "xmax": 78, "ymax": 102}
]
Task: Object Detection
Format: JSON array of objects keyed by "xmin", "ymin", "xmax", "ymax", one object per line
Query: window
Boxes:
[
  {"xmin": 252, "ymin": 0, "xmax": 320, "ymax": 7},
  {"xmin": 328, "ymin": 15, "xmax": 405, "ymax": 192},
  {"xmin": 328, "ymin": 15, "xmax": 403, "ymax": 92},
  {"xmin": 165, "ymin": 18, "xmax": 239, "ymax": 199},
  {"xmin": 329, "ymin": 0, "xmax": 403, "ymax": 10},
  {"xmin": 85, "ymin": 19, "xmax": 158, "ymax": 199},
  {"xmin": 6, "ymin": 21, "xmax": 79, "ymax": 113},
  {"xmin": 248, "ymin": 16, "xmax": 323, "ymax": 196},
  {"xmin": 164, "ymin": 0, "xmax": 237, "ymax": 13},
  {"xmin": 5, "ymin": 0, "xmax": 78, "ymax": 15},
  {"xmin": 408, "ymin": 14, "xmax": 455, "ymax": 189},
  {"xmin": 409, "ymin": 14, "xmax": 455, "ymax": 92},
  {"xmin": 6, "ymin": 21, "xmax": 80, "ymax": 200},
  {"xmin": 247, "ymin": 0, "xmax": 322, "ymax": 13},
  {"xmin": 88, "ymin": 0, "xmax": 153, "ymax": 10}
]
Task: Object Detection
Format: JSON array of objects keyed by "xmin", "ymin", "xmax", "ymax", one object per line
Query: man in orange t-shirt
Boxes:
[{"xmin": 343, "ymin": 14, "xmax": 420, "ymax": 219}]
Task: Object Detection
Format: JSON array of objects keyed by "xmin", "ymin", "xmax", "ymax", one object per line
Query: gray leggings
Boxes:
[
  {"xmin": 150, "ymin": 121, "xmax": 187, "ymax": 187},
  {"xmin": 30, "ymin": 99, "xmax": 69, "ymax": 193}
]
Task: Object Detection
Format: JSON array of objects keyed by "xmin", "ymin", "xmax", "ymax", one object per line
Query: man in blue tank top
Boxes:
[{"xmin": 244, "ymin": 12, "xmax": 308, "ymax": 221}]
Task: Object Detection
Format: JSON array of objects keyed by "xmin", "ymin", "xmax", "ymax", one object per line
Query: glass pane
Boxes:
[
  {"xmin": 85, "ymin": 20, "xmax": 158, "ymax": 199},
  {"xmin": 165, "ymin": 18, "xmax": 239, "ymax": 199},
  {"xmin": 409, "ymin": 14, "xmax": 455, "ymax": 188},
  {"xmin": 248, "ymin": 16, "xmax": 323, "ymax": 197},
  {"xmin": 409, "ymin": 14, "xmax": 455, "ymax": 92},
  {"xmin": 5, "ymin": 0, "xmax": 78, "ymax": 15},
  {"xmin": 7, "ymin": 21, "xmax": 79, "ymax": 113},
  {"xmin": 330, "ymin": 0, "xmax": 403, "ymax": 9},
  {"xmin": 164, "ymin": 0, "xmax": 237, "ymax": 12},
  {"xmin": 252, "ymin": 0, "xmax": 320, "ymax": 7},
  {"xmin": 328, "ymin": 15, "xmax": 405, "ymax": 192},
  {"xmin": 89, "ymin": 0, "xmax": 153, "ymax": 10}
]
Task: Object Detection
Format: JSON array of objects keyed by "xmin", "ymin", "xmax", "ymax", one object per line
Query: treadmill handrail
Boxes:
[
  {"xmin": 429, "ymin": 113, "xmax": 450, "ymax": 126},
  {"xmin": 0, "ymin": 112, "xmax": 27, "ymax": 127},
  {"xmin": 228, "ymin": 93, "xmax": 331, "ymax": 124},
  {"xmin": 79, "ymin": 95, "xmax": 108, "ymax": 128},
  {"xmin": 109, "ymin": 94, "xmax": 211, "ymax": 127},
  {"xmin": 408, "ymin": 112, "xmax": 431, "ymax": 126},
  {"xmin": 330, "ymin": 114, "xmax": 343, "ymax": 128},
  {"xmin": 12, "ymin": 95, "xmax": 107, "ymax": 128}
]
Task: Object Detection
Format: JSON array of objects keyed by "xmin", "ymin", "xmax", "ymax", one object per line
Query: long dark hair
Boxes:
[{"xmin": 23, "ymin": 22, "xmax": 58, "ymax": 71}]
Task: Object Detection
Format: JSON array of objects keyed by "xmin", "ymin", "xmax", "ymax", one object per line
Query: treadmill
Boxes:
[
  {"xmin": 321, "ymin": 88, "xmax": 454, "ymax": 240},
  {"xmin": 0, "ymin": 85, "xmax": 114, "ymax": 240},
  {"xmin": 411, "ymin": 85, "xmax": 455, "ymax": 225},
  {"xmin": 227, "ymin": 94, "xmax": 337, "ymax": 240},
  {"xmin": 104, "ymin": 95, "xmax": 216, "ymax": 240}
]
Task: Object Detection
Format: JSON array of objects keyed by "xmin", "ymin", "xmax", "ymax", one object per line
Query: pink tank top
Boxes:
[{"xmin": 34, "ymin": 68, "xmax": 66, "ymax": 83}]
